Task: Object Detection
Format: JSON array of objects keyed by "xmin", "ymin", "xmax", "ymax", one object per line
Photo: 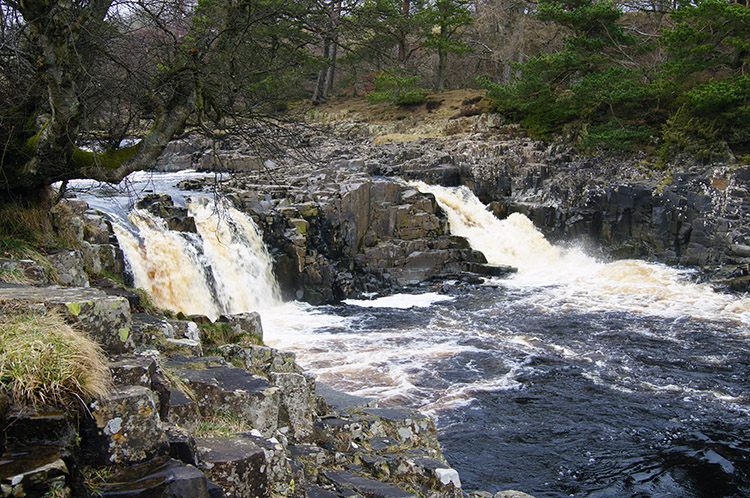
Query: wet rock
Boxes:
[
  {"xmin": 361, "ymin": 408, "xmax": 441, "ymax": 452},
  {"xmin": 0, "ymin": 446, "xmax": 69, "ymax": 498},
  {"xmin": 195, "ymin": 436, "xmax": 269, "ymax": 498},
  {"xmin": 136, "ymin": 194, "xmax": 197, "ymax": 233},
  {"xmin": 388, "ymin": 455, "xmax": 462, "ymax": 498},
  {"xmin": 96, "ymin": 456, "xmax": 213, "ymax": 497},
  {"xmin": 493, "ymin": 491, "xmax": 536, "ymax": 498},
  {"xmin": 82, "ymin": 385, "xmax": 168, "ymax": 464}
]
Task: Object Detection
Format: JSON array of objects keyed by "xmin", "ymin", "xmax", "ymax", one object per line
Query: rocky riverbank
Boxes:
[
  {"xmin": 2, "ymin": 94, "xmax": 747, "ymax": 497},
  {"xmin": 161, "ymin": 103, "xmax": 750, "ymax": 301},
  {"xmin": 0, "ymin": 196, "xmax": 527, "ymax": 496},
  {"xmin": 0, "ymin": 201, "xmax": 466, "ymax": 498}
]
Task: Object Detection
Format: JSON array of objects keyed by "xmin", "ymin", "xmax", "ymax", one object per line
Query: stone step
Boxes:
[
  {"xmin": 0, "ymin": 446, "xmax": 69, "ymax": 497},
  {"xmin": 322, "ymin": 469, "xmax": 418, "ymax": 498},
  {"xmin": 195, "ymin": 437, "xmax": 269, "ymax": 498},
  {"xmin": 96, "ymin": 457, "xmax": 215, "ymax": 497},
  {"xmin": 166, "ymin": 363, "xmax": 280, "ymax": 436},
  {"xmin": 315, "ymin": 382, "xmax": 378, "ymax": 416},
  {"xmin": 81, "ymin": 385, "xmax": 168, "ymax": 465}
]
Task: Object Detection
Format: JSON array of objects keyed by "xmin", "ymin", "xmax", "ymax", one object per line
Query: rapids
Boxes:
[{"xmin": 72, "ymin": 172, "xmax": 750, "ymax": 498}]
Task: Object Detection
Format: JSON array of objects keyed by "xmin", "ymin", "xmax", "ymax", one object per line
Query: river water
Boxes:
[{"xmin": 71, "ymin": 172, "xmax": 750, "ymax": 498}]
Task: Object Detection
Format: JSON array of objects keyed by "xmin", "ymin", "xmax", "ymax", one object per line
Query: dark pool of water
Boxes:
[{"xmin": 323, "ymin": 284, "xmax": 750, "ymax": 498}]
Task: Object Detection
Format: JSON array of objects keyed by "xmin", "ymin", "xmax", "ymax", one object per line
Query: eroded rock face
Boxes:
[{"xmin": 177, "ymin": 156, "xmax": 507, "ymax": 304}]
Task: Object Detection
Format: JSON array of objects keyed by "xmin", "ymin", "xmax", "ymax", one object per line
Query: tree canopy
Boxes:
[
  {"xmin": 2, "ymin": 0, "xmax": 747, "ymax": 200},
  {"xmin": 482, "ymin": 0, "xmax": 750, "ymax": 162}
]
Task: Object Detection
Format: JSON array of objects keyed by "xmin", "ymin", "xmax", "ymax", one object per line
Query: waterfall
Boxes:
[
  {"xmin": 113, "ymin": 198, "xmax": 280, "ymax": 320},
  {"xmin": 413, "ymin": 182, "xmax": 750, "ymax": 323}
]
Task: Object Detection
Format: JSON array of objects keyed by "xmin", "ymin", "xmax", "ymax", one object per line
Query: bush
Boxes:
[
  {"xmin": 0, "ymin": 307, "xmax": 111, "ymax": 408},
  {"xmin": 660, "ymin": 106, "xmax": 731, "ymax": 164},
  {"xmin": 367, "ymin": 69, "xmax": 426, "ymax": 106},
  {"xmin": 579, "ymin": 122, "xmax": 656, "ymax": 152}
]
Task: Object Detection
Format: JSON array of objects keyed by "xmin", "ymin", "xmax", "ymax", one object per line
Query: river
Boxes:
[{"xmin": 71, "ymin": 172, "xmax": 750, "ymax": 498}]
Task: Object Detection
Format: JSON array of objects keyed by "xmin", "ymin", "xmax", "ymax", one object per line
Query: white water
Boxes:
[
  {"xmin": 412, "ymin": 182, "xmax": 750, "ymax": 325},
  {"xmin": 114, "ymin": 198, "xmax": 280, "ymax": 320}
]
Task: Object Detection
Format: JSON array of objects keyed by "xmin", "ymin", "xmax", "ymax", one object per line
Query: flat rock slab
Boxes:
[
  {"xmin": 172, "ymin": 365, "xmax": 280, "ymax": 436},
  {"xmin": 196, "ymin": 437, "xmax": 269, "ymax": 498},
  {"xmin": 0, "ymin": 285, "xmax": 133, "ymax": 354},
  {"xmin": 316, "ymin": 382, "xmax": 378, "ymax": 415},
  {"xmin": 323, "ymin": 470, "xmax": 418, "ymax": 498},
  {"xmin": 97, "ymin": 457, "xmax": 213, "ymax": 497},
  {"xmin": 4, "ymin": 411, "xmax": 76, "ymax": 449}
]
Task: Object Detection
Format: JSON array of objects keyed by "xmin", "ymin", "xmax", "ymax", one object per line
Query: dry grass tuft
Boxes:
[{"xmin": 0, "ymin": 307, "xmax": 111, "ymax": 409}]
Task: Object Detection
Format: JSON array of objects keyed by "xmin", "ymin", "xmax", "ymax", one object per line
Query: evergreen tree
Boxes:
[{"xmin": 424, "ymin": 0, "xmax": 474, "ymax": 90}]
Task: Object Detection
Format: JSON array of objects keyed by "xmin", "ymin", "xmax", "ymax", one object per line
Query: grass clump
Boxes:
[
  {"xmin": 0, "ymin": 306, "xmax": 111, "ymax": 409},
  {"xmin": 192, "ymin": 411, "xmax": 254, "ymax": 437},
  {"xmin": 199, "ymin": 322, "xmax": 262, "ymax": 347}
]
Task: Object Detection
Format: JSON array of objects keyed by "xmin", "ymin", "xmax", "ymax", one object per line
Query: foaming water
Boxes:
[
  {"xmin": 116, "ymin": 199, "xmax": 279, "ymax": 319},
  {"xmin": 413, "ymin": 182, "xmax": 750, "ymax": 324},
  {"xmin": 114, "ymin": 211, "xmax": 220, "ymax": 317},
  {"xmin": 343, "ymin": 292, "xmax": 453, "ymax": 309}
]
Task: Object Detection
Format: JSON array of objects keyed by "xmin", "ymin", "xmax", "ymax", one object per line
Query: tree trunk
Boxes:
[
  {"xmin": 313, "ymin": 38, "xmax": 331, "ymax": 102},
  {"xmin": 398, "ymin": 0, "xmax": 411, "ymax": 64},
  {"xmin": 437, "ymin": 48, "xmax": 447, "ymax": 90},
  {"xmin": 325, "ymin": 41, "xmax": 339, "ymax": 96}
]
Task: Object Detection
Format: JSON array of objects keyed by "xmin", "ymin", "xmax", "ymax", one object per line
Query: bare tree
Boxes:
[{"xmin": 0, "ymin": 0, "xmax": 314, "ymax": 201}]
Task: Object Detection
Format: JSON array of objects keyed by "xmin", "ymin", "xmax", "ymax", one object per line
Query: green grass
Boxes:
[
  {"xmin": 192, "ymin": 411, "xmax": 254, "ymax": 437},
  {"xmin": 0, "ymin": 306, "xmax": 111, "ymax": 408},
  {"xmin": 199, "ymin": 321, "xmax": 263, "ymax": 347}
]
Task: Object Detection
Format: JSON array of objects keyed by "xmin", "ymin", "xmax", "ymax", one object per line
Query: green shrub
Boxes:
[
  {"xmin": 660, "ymin": 106, "xmax": 731, "ymax": 163},
  {"xmin": 579, "ymin": 122, "xmax": 656, "ymax": 152},
  {"xmin": 367, "ymin": 69, "xmax": 426, "ymax": 106}
]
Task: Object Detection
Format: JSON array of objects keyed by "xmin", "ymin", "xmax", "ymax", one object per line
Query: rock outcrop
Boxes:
[
  {"xmin": 0, "ymin": 282, "xmax": 468, "ymax": 498},
  {"xmin": 176, "ymin": 156, "xmax": 509, "ymax": 303}
]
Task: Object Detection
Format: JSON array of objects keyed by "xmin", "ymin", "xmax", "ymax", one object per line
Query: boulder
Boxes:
[
  {"xmin": 96, "ymin": 457, "xmax": 214, "ymax": 498},
  {"xmin": 195, "ymin": 437, "xmax": 269, "ymax": 498},
  {"xmin": 82, "ymin": 386, "xmax": 168, "ymax": 464},
  {"xmin": 170, "ymin": 364, "xmax": 280, "ymax": 436},
  {"xmin": 0, "ymin": 446, "xmax": 69, "ymax": 498}
]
